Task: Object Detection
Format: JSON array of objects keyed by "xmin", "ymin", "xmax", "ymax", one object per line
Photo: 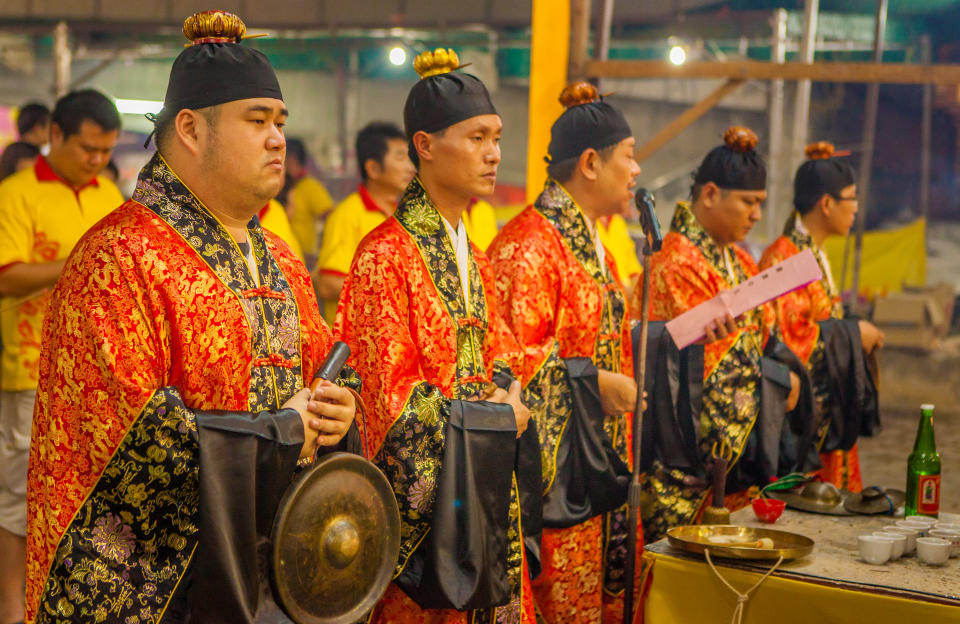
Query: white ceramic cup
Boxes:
[
  {"xmin": 886, "ymin": 525, "xmax": 920, "ymax": 554},
  {"xmin": 928, "ymin": 529, "xmax": 960, "ymax": 558},
  {"xmin": 904, "ymin": 516, "xmax": 936, "ymax": 527},
  {"xmin": 897, "ymin": 520, "xmax": 929, "ymax": 537},
  {"xmin": 872, "ymin": 531, "xmax": 906, "ymax": 560},
  {"xmin": 858, "ymin": 535, "xmax": 893, "ymax": 565},
  {"xmin": 934, "ymin": 522, "xmax": 960, "ymax": 532},
  {"xmin": 916, "ymin": 537, "xmax": 951, "ymax": 565}
]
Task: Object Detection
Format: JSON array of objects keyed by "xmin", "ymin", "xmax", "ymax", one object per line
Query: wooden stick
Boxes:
[
  {"xmin": 634, "ymin": 78, "xmax": 745, "ymax": 163},
  {"xmin": 586, "ymin": 59, "xmax": 960, "ymax": 86}
]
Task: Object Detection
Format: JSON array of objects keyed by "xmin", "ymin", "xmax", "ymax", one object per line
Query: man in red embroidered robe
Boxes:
[
  {"xmin": 635, "ymin": 127, "xmax": 812, "ymax": 543},
  {"xmin": 336, "ymin": 49, "xmax": 537, "ymax": 623},
  {"xmin": 489, "ymin": 82, "xmax": 642, "ymax": 623},
  {"xmin": 25, "ymin": 13, "xmax": 359, "ymax": 623},
  {"xmin": 760, "ymin": 142, "xmax": 883, "ymax": 492}
]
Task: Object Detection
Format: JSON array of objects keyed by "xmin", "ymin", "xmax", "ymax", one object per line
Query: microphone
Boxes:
[{"xmin": 635, "ymin": 188, "xmax": 662, "ymax": 252}]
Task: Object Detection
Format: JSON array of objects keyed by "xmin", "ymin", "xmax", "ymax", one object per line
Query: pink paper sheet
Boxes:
[{"xmin": 665, "ymin": 248, "xmax": 823, "ymax": 349}]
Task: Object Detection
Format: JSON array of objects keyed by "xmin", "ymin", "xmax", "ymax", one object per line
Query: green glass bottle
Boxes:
[{"xmin": 905, "ymin": 403, "xmax": 941, "ymax": 518}]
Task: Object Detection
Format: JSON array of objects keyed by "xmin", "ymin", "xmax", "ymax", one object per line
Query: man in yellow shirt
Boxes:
[
  {"xmin": 259, "ymin": 198, "xmax": 304, "ymax": 261},
  {"xmin": 598, "ymin": 213, "xmax": 642, "ymax": 298},
  {"xmin": 0, "ymin": 89, "xmax": 121, "ymax": 624},
  {"xmin": 284, "ymin": 138, "xmax": 333, "ymax": 263},
  {"xmin": 314, "ymin": 122, "xmax": 415, "ymax": 322},
  {"xmin": 462, "ymin": 196, "xmax": 499, "ymax": 251}
]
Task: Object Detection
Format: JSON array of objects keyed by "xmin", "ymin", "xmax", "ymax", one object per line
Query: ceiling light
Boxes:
[
  {"xmin": 389, "ymin": 46, "xmax": 406, "ymax": 66},
  {"xmin": 114, "ymin": 98, "xmax": 163, "ymax": 115},
  {"xmin": 669, "ymin": 45, "xmax": 687, "ymax": 66}
]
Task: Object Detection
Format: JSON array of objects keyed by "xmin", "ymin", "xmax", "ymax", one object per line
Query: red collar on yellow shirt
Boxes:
[{"xmin": 34, "ymin": 155, "xmax": 100, "ymax": 196}]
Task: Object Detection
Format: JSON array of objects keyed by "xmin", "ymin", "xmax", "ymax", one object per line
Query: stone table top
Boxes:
[{"xmin": 646, "ymin": 508, "xmax": 960, "ymax": 605}]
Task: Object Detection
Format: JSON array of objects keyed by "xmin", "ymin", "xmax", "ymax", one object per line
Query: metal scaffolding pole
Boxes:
[
  {"xmin": 920, "ymin": 35, "xmax": 933, "ymax": 238},
  {"xmin": 849, "ymin": 0, "xmax": 888, "ymax": 300},
  {"xmin": 791, "ymin": 0, "xmax": 819, "ymax": 172},
  {"xmin": 569, "ymin": 0, "xmax": 592, "ymax": 80},
  {"xmin": 53, "ymin": 21, "xmax": 71, "ymax": 98},
  {"xmin": 767, "ymin": 9, "xmax": 788, "ymax": 243},
  {"xmin": 595, "ymin": 0, "xmax": 614, "ymax": 91}
]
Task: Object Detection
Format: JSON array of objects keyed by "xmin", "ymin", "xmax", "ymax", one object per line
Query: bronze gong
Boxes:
[{"xmin": 270, "ymin": 452, "xmax": 400, "ymax": 624}]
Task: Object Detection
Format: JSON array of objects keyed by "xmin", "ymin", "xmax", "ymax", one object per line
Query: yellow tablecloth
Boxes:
[{"xmin": 642, "ymin": 548, "xmax": 960, "ymax": 623}]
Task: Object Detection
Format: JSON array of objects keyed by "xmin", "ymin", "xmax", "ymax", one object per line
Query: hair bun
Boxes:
[
  {"xmin": 804, "ymin": 141, "xmax": 835, "ymax": 160},
  {"xmin": 559, "ymin": 81, "xmax": 600, "ymax": 108},
  {"xmin": 723, "ymin": 126, "xmax": 758, "ymax": 153},
  {"xmin": 414, "ymin": 48, "xmax": 461, "ymax": 79},
  {"xmin": 183, "ymin": 10, "xmax": 247, "ymax": 44}
]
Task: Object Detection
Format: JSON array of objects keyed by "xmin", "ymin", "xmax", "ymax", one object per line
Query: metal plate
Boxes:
[
  {"xmin": 843, "ymin": 487, "xmax": 906, "ymax": 515},
  {"xmin": 270, "ymin": 453, "xmax": 400, "ymax": 624},
  {"xmin": 667, "ymin": 525, "xmax": 814, "ymax": 561},
  {"xmin": 766, "ymin": 488, "xmax": 856, "ymax": 516}
]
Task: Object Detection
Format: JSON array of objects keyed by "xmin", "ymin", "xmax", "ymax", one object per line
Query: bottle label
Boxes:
[{"xmin": 917, "ymin": 474, "xmax": 941, "ymax": 515}]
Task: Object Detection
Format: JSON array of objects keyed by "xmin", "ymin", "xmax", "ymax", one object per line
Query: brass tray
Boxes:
[{"xmin": 667, "ymin": 525, "xmax": 814, "ymax": 561}]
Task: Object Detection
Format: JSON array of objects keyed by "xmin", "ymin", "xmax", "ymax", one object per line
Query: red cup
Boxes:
[{"xmin": 752, "ymin": 498, "xmax": 786, "ymax": 523}]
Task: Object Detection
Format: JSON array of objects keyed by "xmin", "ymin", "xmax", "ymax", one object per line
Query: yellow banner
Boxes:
[
  {"xmin": 823, "ymin": 218, "xmax": 926, "ymax": 297},
  {"xmin": 525, "ymin": 0, "xmax": 569, "ymax": 205}
]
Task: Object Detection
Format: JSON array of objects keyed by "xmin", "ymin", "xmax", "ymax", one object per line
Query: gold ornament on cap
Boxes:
[
  {"xmin": 804, "ymin": 141, "xmax": 836, "ymax": 160},
  {"xmin": 183, "ymin": 10, "xmax": 264, "ymax": 45},
  {"xmin": 559, "ymin": 81, "xmax": 600, "ymax": 108},
  {"xmin": 723, "ymin": 125, "xmax": 759, "ymax": 153},
  {"xmin": 413, "ymin": 48, "xmax": 464, "ymax": 79}
]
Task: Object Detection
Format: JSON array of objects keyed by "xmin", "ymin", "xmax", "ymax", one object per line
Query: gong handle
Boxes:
[{"xmin": 314, "ymin": 341, "xmax": 351, "ymax": 384}]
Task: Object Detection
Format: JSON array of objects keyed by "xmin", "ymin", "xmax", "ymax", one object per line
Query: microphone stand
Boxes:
[{"xmin": 622, "ymin": 234, "xmax": 654, "ymax": 624}]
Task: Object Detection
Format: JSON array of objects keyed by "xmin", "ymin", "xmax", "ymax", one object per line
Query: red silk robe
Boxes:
[
  {"xmin": 634, "ymin": 202, "xmax": 775, "ymax": 542},
  {"xmin": 335, "ymin": 177, "xmax": 536, "ymax": 624},
  {"xmin": 488, "ymin": 179, "xmax": 640, "ymax": 624},
  {"xmin": 760, "ymin": 215, "xmax": 862, "ymax": 492},
  {"xmin": 26, "ymin": 154, "xmax": 355, "ymax": 623}
]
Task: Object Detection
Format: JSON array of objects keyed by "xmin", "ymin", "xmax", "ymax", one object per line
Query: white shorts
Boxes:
[{"xmin": 0, "ymin": 389, "xmax": 36, "ymax": 536}]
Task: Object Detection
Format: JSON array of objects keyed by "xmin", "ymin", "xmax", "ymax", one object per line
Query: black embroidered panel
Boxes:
[
  {"xmin": 36, "ymin": 388, "xmax": 200, "ymax": 623},
  {"xmin": 394, "ymin": 177, "xmax": 490, "ymax": 398},
  {"xmin": 132, "ymin": 153, "xmax": 303, "ymax": 410}
]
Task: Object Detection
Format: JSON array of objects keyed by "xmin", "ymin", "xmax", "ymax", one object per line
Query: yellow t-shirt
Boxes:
[
  {"xmin": 462, "ymin": 198, "xmax": 499, "ymax": 252},
  {"xmin": 598, "ymin": 214, "xmax": 642, "ymax": 287},
  {"xmin": 315, "ymin": 186, "xmax": 391, "ymax": 322},
  {"xmin": 259, "ymin": 198, "xmax": 304, "ymax": 261},
  {"xmin": 288, "ymin": 175, "xmax": 334, "ymax": 257},
  {"xmin": 0, "ymin": 157, "xmax": 123, "ymax": 391}
]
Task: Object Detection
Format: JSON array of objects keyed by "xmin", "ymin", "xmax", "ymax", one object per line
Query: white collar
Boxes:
[
  {"xmin": 795, "ymin": 214, "xmax": 837, "ymax": 296},
  {"xmin": 440, "ymin": 214, "xmax": 470, "ymax": 306}
]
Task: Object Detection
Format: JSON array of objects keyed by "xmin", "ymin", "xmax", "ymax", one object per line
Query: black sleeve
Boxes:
[{"xmin": 187, "ymin": 407, "xmax": 304, "ymax": 623}]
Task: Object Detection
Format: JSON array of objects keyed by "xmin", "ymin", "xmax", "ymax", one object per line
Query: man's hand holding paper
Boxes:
[{"xmin": 666, "ymin": 248, "xmax": 823, "ymax": 349}]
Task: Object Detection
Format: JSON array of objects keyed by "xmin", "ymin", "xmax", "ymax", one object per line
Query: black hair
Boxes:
[
  {"xmin": 17, "ymin": 102, "xmax": 50, "ymax": 136},
  {"xmin": 355, "ymin": 122, "xmax": 405, "ymax": 180},
  {"xmin": 286, "ymin": 138, "xmax": 308, "ymax": 165},
  {"xmin": 793, "ymin": 158, "xmax": 855, "ymax": 215},
  {"xmin": 51, "ymin": 90, "xmax": 120, "ymax": 139},
  {"xmin": 0, "ymin": 141, "xmax": 40, "ymax": 181},
  {"xmin": 546, "ymin": 143, "xmax": 618, "ymax": 184},
  {"xmin": 690, "ymin": 127, "xmax": 766, "ymax": 200}
]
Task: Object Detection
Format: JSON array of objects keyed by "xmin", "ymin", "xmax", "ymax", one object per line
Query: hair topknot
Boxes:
[
  {"xmin": 559, "ymin": 81, "xmax": 600, "ymax": 108},
  {"xmin": 183, "ymin": 10, "xmax": 247, "ymax": 44},
  {"xmin": 723, "ymin": 126, "xmax": 758, "ymax": 153},
  {"xmin": 804, "ymin": 141, "xmax": 835, "ymax": 160},
  {"xmin": 414, "ymin": 48, "xmax": 461, "ymax": 79}
]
